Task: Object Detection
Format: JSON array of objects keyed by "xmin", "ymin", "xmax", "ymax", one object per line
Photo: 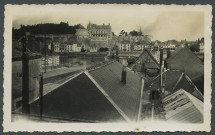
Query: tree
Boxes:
[
  {"xmin": 129, "ymin": 30, "xmax": 139, "ymax": 36},
  {"xmin": 190, "ymin": 44, "xmax": 200, "ymax": 52},
  {"xmin": 12, "ymin": 22, "xmax": 85, "ymax": 38}
]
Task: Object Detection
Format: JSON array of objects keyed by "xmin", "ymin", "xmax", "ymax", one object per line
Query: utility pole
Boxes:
[
  {"xmin": 22, "ymin": 31, "xmax": 30, "ymax": 115},
  {"xmin": 39, "ymin": 72, "xmax": 43, "ymax": 119},
  {"xmin": 160, "ymin": 47, "xmax": 164, "ymax": 93},
  {"xmin": 44, "ymin": 33, "xmax": 47, "ymax": 73}
]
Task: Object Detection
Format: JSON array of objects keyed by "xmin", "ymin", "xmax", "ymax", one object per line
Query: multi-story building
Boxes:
[
  {"xmin": 120, "ymin": 41, "xmax": 130, "ymax": 52},
  {"xmin": 87, "ymin": 22, "xmax": 112, "ymax": 49},
  {"xmin": 72, "ymin": 44, "xmax": 82, "ymax": 52},
  {"xmin": 133, "ymin": 42, "xmax": 144, "ymax": 51},
  {"xmin": 53, "ymin": 41, "xmax": 61, "ymax": 52}
]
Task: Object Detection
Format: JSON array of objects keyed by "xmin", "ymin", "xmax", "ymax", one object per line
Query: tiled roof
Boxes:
[
  {"xmin": 31, "ymin": 73, "xmax": 125, "ymax": 122},
  {"xmin": 162, "ymin": 89, "xmax": 203, "ymax": 123},
  {"xmin": 88, "ymin": 61, "xmax": 142, "ymax": 121}
]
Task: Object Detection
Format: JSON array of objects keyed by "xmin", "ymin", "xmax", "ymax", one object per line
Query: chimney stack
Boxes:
[
  {"xmin": 167, "ymin": 50, "xmax": 171, "ymax": 59},
  {"xmin": 121, "ymin": 67, "xmax": 126, "ymax": 84}
]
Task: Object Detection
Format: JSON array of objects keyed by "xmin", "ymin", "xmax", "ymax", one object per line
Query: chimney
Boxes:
[
  {"xmin": 121, "ymin": 67, "xmax": 126, "ymax": 84},
  {"xmin": 167, "ymin": 50, "xmax": 171, "ymax": 59},
  {"xmin": 151, "ymin": 90, "xmax": 159, "ymax": 101}
]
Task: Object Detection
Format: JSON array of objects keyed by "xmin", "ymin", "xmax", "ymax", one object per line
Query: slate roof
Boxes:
[
  {"xmin": 167, "ymin": 47, "xmax": 203, "ymax": 65},
  {"xmin": 144, "ymin": 70, "xmax": 203, "ymax": 101},
  {"xmin": 88, "ymin": 61, "xmax": 142, "ymax": 121},
  {"xmin": 31, "ymin": 60, "xmax": 142, "ymax": 122},
  {"xmin": 135, "ymin": 49, "xmax": 160, "ymax": 69},
  {"xmin": 165, "ymin": 47, "xmax": 204, "ymax": 93},
  {"xmin": 162, "ymin": 89, "xmax": 203, "ymax": 123},
  {"xmin": 31, "ymin": 73, "xmax": 125, "ymax": 122}
]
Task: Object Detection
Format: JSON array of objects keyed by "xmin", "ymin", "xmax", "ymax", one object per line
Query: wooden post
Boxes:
[
  {"xmin": 44, "ymin": 33, "xmax": 47, "ymax": 73},
  {"xmin": 22, "ymin": 32, "xmax": 30, "ymax": 115},
  {"xmin": 39, "ymin": 73, "xmax": 43, "ymax": 119}
]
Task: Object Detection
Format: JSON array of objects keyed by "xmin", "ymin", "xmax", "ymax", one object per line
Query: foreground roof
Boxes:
[
  {"xmin": 162, "ymin": 89, "xmax": 203, "ymax": 123},
  {"xmin": 88, "ymin": 61, "xmax": 142, "ymax": 121},
  {"xmin": 31, "ymin": 72, "xmax": 125, "ymax": 122},
  {"xmin": 31, "ymin": 60, "xmax": 142, "ymax": 122}
]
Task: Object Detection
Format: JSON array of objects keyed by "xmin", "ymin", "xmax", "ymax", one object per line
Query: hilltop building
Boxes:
[{"xmin": 87, "ymin": 22, "xmax": 112, "ymax": 49}]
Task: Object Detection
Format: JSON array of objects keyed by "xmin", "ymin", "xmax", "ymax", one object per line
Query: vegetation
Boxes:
[
  {"xmin": 129, "ymin": 30, "xmax": 142, "ymax": 36},
  {"xmin": 189, "ymin": 44, "xmax": 200, "ymax": 52},
  {"xmin": 13, "ymin": 22, "xmax": 85, "ymax": 40}
]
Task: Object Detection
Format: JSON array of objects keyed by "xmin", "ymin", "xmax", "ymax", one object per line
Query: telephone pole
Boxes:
[
  {"xmin": 44, "ymin": 33, "xmax": 47, "ymax": 73},
  {"xmin": 39, "ymin": 72, "xmax": 43, "ymax": 119},
  {"xmin": 22, "ymin": 31, "xmax": 30, "ymax": 115}
]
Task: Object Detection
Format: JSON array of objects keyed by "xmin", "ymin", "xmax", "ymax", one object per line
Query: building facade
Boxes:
[
  {"xmin": 87, "ymin": 22, "xmax": 112, "ymax": 49},
  {"xmin": 120, "ymin": 41, "xmax": 131, "ymax": 52}
]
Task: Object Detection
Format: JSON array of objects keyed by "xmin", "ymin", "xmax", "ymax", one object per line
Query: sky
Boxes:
[{"xmin": 11, "ymin": 4, "xmax": 204, "ymax": 41}]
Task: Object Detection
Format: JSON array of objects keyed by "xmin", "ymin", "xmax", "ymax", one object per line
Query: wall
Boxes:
[{"xmin": 12, "ymin": 58, "xmax": 42, "ymax": 110}]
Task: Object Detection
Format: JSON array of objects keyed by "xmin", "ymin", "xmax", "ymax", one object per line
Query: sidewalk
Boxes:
[{"xmin": 43, "ymin": 65, "xmax": 84, "ymax": 79}]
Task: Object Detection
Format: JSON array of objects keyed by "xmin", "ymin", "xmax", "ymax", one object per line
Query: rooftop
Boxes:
[
  {"xmin": 162, "ymin": 89, "xmax": 203, "ymax": 123},
  {"xmin": 30, "ymin": 60, "xmax": 142, "ymax": 122}
]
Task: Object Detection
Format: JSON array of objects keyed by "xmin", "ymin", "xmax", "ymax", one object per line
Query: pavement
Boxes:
[{"xmin": 43, "ymin": 65, "xmax": 85, "ymax": 79}]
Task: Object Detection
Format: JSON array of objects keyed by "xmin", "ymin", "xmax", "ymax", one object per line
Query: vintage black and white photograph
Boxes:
[{"xmin": 3, "ymin": 4, "xmax": 212, "ymax": 132}]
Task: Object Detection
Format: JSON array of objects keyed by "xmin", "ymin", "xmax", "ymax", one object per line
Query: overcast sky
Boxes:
[{"xmin": 11, "ymin": 5, "xmax": 204, "ymax": 41}]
